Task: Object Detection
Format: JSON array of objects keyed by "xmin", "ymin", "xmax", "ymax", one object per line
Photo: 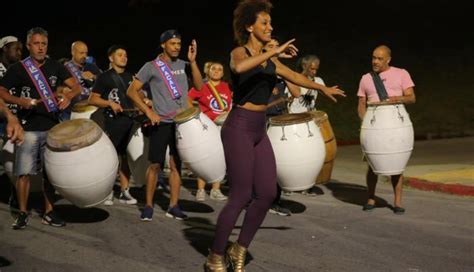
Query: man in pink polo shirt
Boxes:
[{"xmin": 357, "ymin": 45, "xmax": 416, "ymax": 214}]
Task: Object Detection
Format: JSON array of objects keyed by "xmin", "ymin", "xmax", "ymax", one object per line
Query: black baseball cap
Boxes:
[{"xmin": 160, "ymin": 29, "xmax": 181, "ymax": 43}]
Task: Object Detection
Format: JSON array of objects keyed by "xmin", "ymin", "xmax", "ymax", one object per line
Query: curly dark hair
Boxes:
[{"xmin": 233, "ymin": 0, "xmax": 273, "ymax": 46}]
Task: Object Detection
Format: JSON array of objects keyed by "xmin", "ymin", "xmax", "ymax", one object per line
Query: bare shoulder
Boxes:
[{"xmin": 231, "ymin": 46, "xmax": 247, "ymax": 58}]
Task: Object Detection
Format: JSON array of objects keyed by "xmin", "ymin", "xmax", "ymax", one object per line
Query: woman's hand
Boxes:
[
  {"xmin": 322, "ymin": 86, "xmax": 346, "ymax": 103},
  {"xmin": 275, "ymin": 39, "xmax": 299, "ymax": 59}
]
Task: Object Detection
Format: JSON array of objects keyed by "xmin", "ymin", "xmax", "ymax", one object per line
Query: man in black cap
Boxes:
[{"xmin": 127, "ymin": 29, "xmax": 203, "ymax": 221}]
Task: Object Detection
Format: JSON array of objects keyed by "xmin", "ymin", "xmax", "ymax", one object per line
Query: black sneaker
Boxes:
[
  {"xmin": 42, "ymin": 211, "xmax": 66, "ymax": 227},
  {"xmin": 12, "ymin": 212, "xmax": 28, "ymax": 230},
  {"xmin": 166, "ymin": 205, "xmax": 188, "ymax": 220},
  {"xmin": 141, "ymin": 205, "xmax": 154, "ymax": 222},
  {"xmin": 269, "ymin": 204, "xmax": 291, "ymax": 216},
  {"xmin": 8, "ymin": 192, "xmax": 18, "ymax": 209}
]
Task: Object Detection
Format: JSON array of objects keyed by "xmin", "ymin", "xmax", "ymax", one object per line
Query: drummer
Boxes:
[
  {"xmin": 357, "ymin": 45, "xmax": 416, "ymax": 214},
  {"xmin": 264, "ymin": 37, "xmax": 300, "ymax": 216},
  {"xmin": 61, "ymin": 40, "xmax": 102, "ymax": 120},
  {"xmin": 287, "ymin": 54, "xmax": 326, "ymax": 113},
  {"xmin": 286, "ymin": 54, "xmax": 329, "ymax": 196},
  {"xmin": 0, "ymin": 27, "xmax": 83, "ymax": 229},
  {"xmin": 265, "ymin": 36, "xmax": 300, "ymax": 121},
  {"xmin": 88, "ymin": 44, "xmax": 138, "ymax": 206},
  {"xmin": 127, "ymin": 29, "xmax": 203, "ymax": 221},
  {"xmin": 187, "ymin": 61, "xmax": 232, "ymax": 202}
]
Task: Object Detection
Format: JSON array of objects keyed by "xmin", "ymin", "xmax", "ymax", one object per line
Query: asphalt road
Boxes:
[{"xmin": 1, "ymin": 138, "xmax": 473, "ymax": 272}]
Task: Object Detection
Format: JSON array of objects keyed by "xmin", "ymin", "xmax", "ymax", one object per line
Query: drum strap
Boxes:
[
  {"xmin": 370, "ymin": 72, "xmax": 389, "ymax": 101},
  {"xmin": 20, "ymin": 56, "xmax": 59, "ymax": 112},
  {"xmin": 64, "ymin": 61, "xmax": 90, "ymax": 96},
  {"xmin": 109, "ymin": 69, "xmax": 134, "ymax": 116},
  {"xmin": 207, "ymin": 82, "xmax": 226, "ymax": 111},
  {"xmin": 152, "ymin": 57, "xmax": 183, "ymax": 101}
]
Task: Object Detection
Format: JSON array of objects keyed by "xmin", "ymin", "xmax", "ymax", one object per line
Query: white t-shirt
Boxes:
[
  {"xmin": 286, "ymin": 77, "xmax": 325, "ymax": 113},
  {"xmin": 0, "ymin": 62, "xmax": 7, "ymax": 79}
]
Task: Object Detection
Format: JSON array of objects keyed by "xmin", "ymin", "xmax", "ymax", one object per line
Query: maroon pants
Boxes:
[{"xmin": 212, "ymin": 107, "xmax": 277, "ymax": 254}]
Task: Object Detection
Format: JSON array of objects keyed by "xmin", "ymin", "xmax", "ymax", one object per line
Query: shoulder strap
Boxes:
[
  {"xmin": 109, "ymin": 70, "xmax": 133, "ymax": 110},
  {"xmin": 151, "ymin": 58, "xmax": 183, "ymax": 101},
  {"xmin": 243, "ymin": 46, "xmax": 252, "ymax": 57},
  {"xmin": 207, "ymin": 82, "xmax": 227, "ymax": 111},
  {"xmin": 370, "ymin": 72, "xmax": 389, "ymax": 101},
  {"xmin": 20, "ymin": 57, "xmax": 59, "ymax": 112}
]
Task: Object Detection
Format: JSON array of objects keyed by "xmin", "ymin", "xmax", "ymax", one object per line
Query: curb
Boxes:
[{"xmin": 404, "ymin": 177, "xmax": 474, "ymax": 197}]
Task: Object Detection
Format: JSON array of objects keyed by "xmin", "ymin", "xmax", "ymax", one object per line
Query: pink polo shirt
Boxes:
[{"xmin": 357, "ymin": 66, "xmax": 415, "ymax": 102}]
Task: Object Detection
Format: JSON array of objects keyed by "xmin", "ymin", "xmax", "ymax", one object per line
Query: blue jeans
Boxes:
[{"xmin": 14, "ymin": 131, "xmax": 48, "ymax": 176}]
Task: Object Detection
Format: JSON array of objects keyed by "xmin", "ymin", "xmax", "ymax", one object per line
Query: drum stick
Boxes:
[
  {"xmin": 141, "ymin": 106, "xmax": 176, "ymax": 128},
  {"xmin": 32, "ymin": 94, "xmax": 65, "ymax": 106}
]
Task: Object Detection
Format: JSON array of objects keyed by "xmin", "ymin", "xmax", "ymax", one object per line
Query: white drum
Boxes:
[
  {"xmin": 127, "ymin": 125, "xmax": 150, "ymax": 187},
  {"xmin": 0, "ymin": 141, "xmax": 42, "ymax": 192},
  {"xmin": 268, "ymin": 113, "xmax": 325, "ymax": 191},
  {"xmin": 70, "ymin": 100, "xmax": 98, "ymax": 120},
  {"xmin": 44, "ymin": 119, "xmax": 119, "ymax": 208},
  {"xmin": 174, "ymin": 107, "xmax": 226, "ymax": 183},
  {"xmin": 126, "ymin": 125, "xmax": 171, "ymax": 187},
  {"xmin": 360, "ymin": 102, "xmax": 414, "ymax": 175}
]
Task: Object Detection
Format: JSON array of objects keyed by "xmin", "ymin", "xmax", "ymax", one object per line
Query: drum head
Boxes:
[
  {"xmin": 47, "ymin": 119, "xmax": 103, "ymax": 152},
  {"xmin": 269, "ymin": 113, "xmax": 313, "ymax": 126},
  {"xmin": 214, "ymin": 112, "xmax": 229, "ymax": 126},
  {"xmin": 72, "ymin": 100, "xmax": 98, "ymax": 113},
  {"xmin": 174, "ymin": 107, "xmax": 200, "ymax": 124},
  {"xmin": 309, "ymin": 110, "xmax": 328, "ymax": 125}
]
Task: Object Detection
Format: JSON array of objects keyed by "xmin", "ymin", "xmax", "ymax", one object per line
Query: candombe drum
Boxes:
[
  {"xmin": 44, "ymin": 119, "xmax": 119, "ymax": 207},
  {"xmin": 126, "ymin": 124, "xmax": 151, "ymax": 187},
  {"xmin": 360, "ymin": 101, "xmax": 414, "ymax": 175},
  {"xmin": 70, "ymin": 100, "xmax": 98, "ymax": 120},
  {"xmin": 214, "ymin": 112, "xmax": 229, "ymax": 129},
  {"xmin": 309, "ymin": 111, "xmax": 337, "ymax": 184},
  {"xmin": 70, "ymin": 100, "xmax": 104, "ymax": 129},
  {"xmin": 174, "ymin": 107, "xmax": 226, "ymax": 183},
  {"xmin": 0, "ymin": 141, "xmax": 42, "ymax": 192},
  {"xmin": 267, "ymin": 113, "xmax": 325, "ymax": 191},
  {"xmin": 126, "ymin": 128, "xmax": 170, "ymax": 187}
]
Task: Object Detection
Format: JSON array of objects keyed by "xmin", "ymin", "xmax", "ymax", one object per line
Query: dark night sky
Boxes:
[
  {"xmin": 3, "ymin": 0, "xmax": 472, "ymax": 136},
  {"xmin": 3, "ymin": 0, "xmax": 473, "ymax": 101}
]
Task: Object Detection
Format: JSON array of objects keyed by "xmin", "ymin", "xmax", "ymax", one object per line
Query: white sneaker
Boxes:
[
  {"xmin": 196, "ymin": 189, "xmax": 206, "ymax": 202},
  {"xmin": 210, "ymin": 189, "xmax": 227, "ymax": 201},
  {"xmin": 119, "ymin": 188, "xmax": 138, "ymax": 205},
  {"xmin": 103, "ymin": 191, "xmax": 114, "ymax": 206}
]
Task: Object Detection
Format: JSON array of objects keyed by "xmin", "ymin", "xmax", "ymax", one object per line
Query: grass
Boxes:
[{"xmin": 312, "ymin": 60, "xmax": 473, "ymax": 142}]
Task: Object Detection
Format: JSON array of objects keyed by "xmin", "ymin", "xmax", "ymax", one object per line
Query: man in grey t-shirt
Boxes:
[{"xmin": 127, "ymin": 29, "xmax": 203, "ymax": 221}]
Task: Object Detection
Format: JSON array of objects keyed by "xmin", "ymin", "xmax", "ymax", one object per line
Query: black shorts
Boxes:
[
  {"xmin": 105, "ymin": 116, "xmax": 135, "ymax": 155},
  {"xmin": 148, "ymin": 122, "xmax": 180, "ymax": 166}
]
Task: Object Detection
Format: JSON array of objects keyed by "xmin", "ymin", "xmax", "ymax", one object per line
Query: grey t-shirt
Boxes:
[{"xmin": 136, "ymin": 58, "xmax": 189, "ymax": 122}]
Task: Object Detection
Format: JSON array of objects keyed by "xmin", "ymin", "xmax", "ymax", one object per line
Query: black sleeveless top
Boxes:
[{"xmin": 231, "ymin": 48, "xmax": 278, "ymax": 106}]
